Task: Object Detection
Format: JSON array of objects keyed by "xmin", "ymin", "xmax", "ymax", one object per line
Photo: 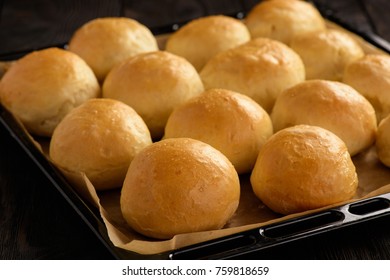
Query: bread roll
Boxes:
[
  {"xmin": 120, "ymin": 137, "xmax": 240, "ymax": 239},
  {"xmin": 0, "ymin": 47, "xmax": 100, "ymax": 137},
  {"xmin": 164, "ymin": 88, "xmax": 273, "ymax": 174},
  {"xmin": 271, "ymin": 80, "xmax": 377, "ymax": 156},
  {"xmin": 165, "ymin": 15, "xmax": 251, "ymax": 72},
  {"xmin": 103, "ymin": 51, "xmax": 204, "ymax": 140},
  {"xmin": 376, "ymin": 115, "xmax": 390, "ymax": 167},
  {"xmin": 343, "ymin": 54, "xmax": 390, "ymax": 122},
  {"xmin": 68, "ymin": 17, "xmax": 158, "ymax": 82},
  {"xmin": 245, "ymin": 0, "xmax": 326, "ymax": 45},
  {"xmin": 250, "ymin": 125, "xmax": 358, "ymax": 215},
  {"xmin": 49, "ymin": 98, "xmax": 152, "ymax": 191},
  {"xmin": 290, "ymin": 29, "xmax": 364, "ymax": 81},
  {"xmin": 200, "ymin": 38, "xmax": 305, "ymax": 113}
]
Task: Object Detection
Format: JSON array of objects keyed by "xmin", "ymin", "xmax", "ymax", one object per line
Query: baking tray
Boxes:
[{"xmin": 1, "ymin": 1, "xmax": 390, "ymax": 260}]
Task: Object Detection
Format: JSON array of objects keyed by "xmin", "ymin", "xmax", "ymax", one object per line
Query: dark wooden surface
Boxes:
[{"xmin": 1, "ymin": 0, "xmax": 390, "ymax": 260}]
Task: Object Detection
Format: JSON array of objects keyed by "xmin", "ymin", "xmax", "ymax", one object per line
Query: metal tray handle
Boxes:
[{"xmin": 170, "ymin": 194, "xmax": 390, "ymax": 259}]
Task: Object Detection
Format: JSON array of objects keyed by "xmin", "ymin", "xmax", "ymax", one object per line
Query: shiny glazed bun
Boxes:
[
  {"xmin": 68, "ymin": 17, "xmax": 158, "ymax": 81},
  {"xmin": 245, "ymin": 0, "xmax": 326, "ymax": 45},
  {"xmin": 49, "ymin": 98, "xmax": 152, "ymax": 191},
  {"xmin": 165, "ymin": 15, "xmax": 251, "ymax": 71},
  {"xmin": 200, "ymin": 38, "xmax": 305, "ymax": 113},
  {"xmin": 0, "ymin": 47, "xmax": 100, "ymax": 137},
  {"xmin": 343, "ymin": 54, "xmax": 390, "ymax": 122},
  {"xmin": 164, "ymin": 88, "xmax": 273, "ymax": 174},
  {"xmin": 290, "ymin": 29, "xmax": 364, "ymax": 81},
  {"xmin": 250, "ymin": 125, "xmax": 358, "ymax": 215},
  {"xmin": 376, "ymin": 115, "xmax": 390, "ymax": 167},
  {"xmin": 103, "ymin": 51, "xmax": 204, "ymax": 140},
  {"xmin": 120, "ymin": 138, "xmax": 240, "ymax": 239},
  {"xmin": 271, "ymin": 80, "xmax": 377, "ymax": 156}
]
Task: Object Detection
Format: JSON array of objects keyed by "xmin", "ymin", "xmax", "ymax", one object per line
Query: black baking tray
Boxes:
[{"xmin": 1, "ymin": 1, "xmax": 390, "ymax": 260}]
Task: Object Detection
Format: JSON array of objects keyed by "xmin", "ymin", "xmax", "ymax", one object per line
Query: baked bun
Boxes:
[
  {"xmin": 200, "ymin": 38, "xmax": 305, "ymax": 113},
  {"xmin": 271, "ymin": 80, "xmax": 377, "ymax": 156},
  {"xmin": 0, "ymin": 47, "xmax": 100, "ymax": 137},
  {"xmin": 343, "ymin": 54, "xmax": 390, "ymax": 122},
  {"xmin": 120, "ymin": 137, "xmax": 240, "ymax": 239},
  {"xmin": 290, "ymin": 29, "xmax": 364, "ymax": 81},
  {"xmin": 103, "ymin": 51, "xmax": 204, "ymax": 140},
  {"xmin": 68, "ymin": 17, "xmax": 158, "ymax": 82},
  {"xmin": 245, "ymin": 0, "xmax": 326, "ymax": 45},
  {"xmin": 376, "ymin": 115, "xmax": 390, "ymax": 167},
  {"xmin": 164, "ymin": 88, "xmax": 273, "ymax": 174},
  {"xmin": 49, "ymin": 98, "xmax": 152, "ymax": 191},
  {"xmin": 250, "ymin": 125, "xmax": 358, "ymax": 215},
  {"xmin": 165, "ymin": 15, "xmax": 250, "ymax": 72}
]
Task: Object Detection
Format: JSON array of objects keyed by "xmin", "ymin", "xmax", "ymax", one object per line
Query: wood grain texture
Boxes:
[
  {"xmin": 313, "ymin": 0, "xmax": 390, "ymax": 41},
  {"xmin": 0, "ymin": 122, "xmax": 113, "ymax": 259},
  {"xmin": 0, "ymin": 0, "xmax": 122, "ymax": 55},
  {"xmin": 1, "ymin": 0, "xmax": 390, "ymax": 259}
]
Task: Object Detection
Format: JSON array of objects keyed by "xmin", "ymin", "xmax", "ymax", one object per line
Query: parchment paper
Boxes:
[{"xmin": 47, "ymin": 145, "xmax": 390, "ymax": 255}]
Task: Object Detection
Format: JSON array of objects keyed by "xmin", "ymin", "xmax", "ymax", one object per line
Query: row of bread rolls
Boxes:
[
  {"xmin": 0, "ymin": 16, "xmax": 244, "ymax": 240},
  {"xmin": 159, "ymin": 0, "xmax": 382, "ymax": 220},
  {"xmin": 1, "ymin": 0, "xmax": 390, "ymax": 240},
  {"xmin": 0, "ymin": 0, "xmax": 379, "ymax": 139}
]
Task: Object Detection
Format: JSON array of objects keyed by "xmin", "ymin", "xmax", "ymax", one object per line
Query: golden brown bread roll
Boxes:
[
  {"xmin": 103, "ymin": 50, "xmax": 204, "ymax": 140},
  {"xmin": 164, "ymin": 88, "xmax": 273, "ymax": 174},
  {"xmin": 250, "ymin": 125, "xmax": 358, "ymax": 215},
  {"xmin": 290, "ymin": 29, "xmax": 364, "ymax": 81},
  {"xmin": 120, "ymin": 137, "xmax": 240, "ymax": 239},
  {"xmin": 0, "ymin": 47, "xmax": 100, "ymax": 137},
  {"xmin": 376, "ymin": 115, "xmax": 390, "ymax": 167},
  {"xmin": 271, "ymin": 80, "xmax": 377, "ymax": 156},
  {"xmin": 343, "ymin": 54, "xmax": 390, "ymax": 122},
  {"xmin": 49, "ymin": 98, "xmax": 152, "ymax": 191},
  {"xmin": 165, "ymin": 15, "xmax": 251, "ymax": 72},
  {"xmin": 68, "ymin": 17, "xmax": 158, "ymax": 82},
  {"xmin": 245, "ymin": 0, "xmax": 326, "ymax": 45},
  {"xmin": 200, "ymin": 38, "xmax": 305, "ymax": 113}
]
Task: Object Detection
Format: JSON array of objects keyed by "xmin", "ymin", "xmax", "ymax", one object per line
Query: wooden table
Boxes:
[{"xmin": 1, "ymin": 0, "xmax": 390, "ymax": 259}]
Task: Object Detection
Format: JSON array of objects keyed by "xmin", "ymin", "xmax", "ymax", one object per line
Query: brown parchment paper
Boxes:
[
  {"xmin": 44, "ymin": 144, "xmax": 390, "ymax": 255},
  {"xmin": 2, "ymin": 21, "xmax": 390, "ymax": 256}
]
